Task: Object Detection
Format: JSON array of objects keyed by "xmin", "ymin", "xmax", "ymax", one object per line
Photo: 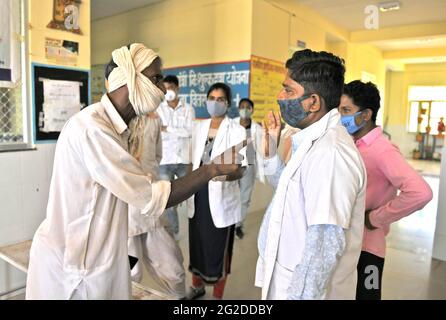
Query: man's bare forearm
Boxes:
[{"xmin": 166, "ymin": 165, "xmax": 216, "ymax": 208}]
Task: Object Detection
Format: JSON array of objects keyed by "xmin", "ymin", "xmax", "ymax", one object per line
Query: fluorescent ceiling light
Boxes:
[
  {"xmin": 379, "ymin": 1, "xmax": 401, "ymax": 12},
  {"xmin": 416, "ymin": 38, "xmax": 434, "ymax": 44}
]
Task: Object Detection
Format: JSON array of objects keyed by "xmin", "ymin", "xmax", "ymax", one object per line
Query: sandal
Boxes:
[{"xmin": 187, "ymin": 286, "xmax": 206, "ymax": 300}]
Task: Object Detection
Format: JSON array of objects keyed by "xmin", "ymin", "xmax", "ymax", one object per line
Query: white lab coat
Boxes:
[
  {"xmin": 186, "ymin": 117, "xmax": 246, "ymax": 228},
  {"xmin": 232, "ymin": 117, "xmax": 266, "ymax": 184},
  {"xmin": 255, "ymin": 109, "xmax": 366, "ymax": 300},
  {"xmin": 26, "ymin": 95, "xmax": 171, "ymax": 300}
]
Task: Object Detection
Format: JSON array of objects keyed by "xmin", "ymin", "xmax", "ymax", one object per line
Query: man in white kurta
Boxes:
[{"xmin": 26, "ymin": 93, "xmax": 170, "ymax": 299}]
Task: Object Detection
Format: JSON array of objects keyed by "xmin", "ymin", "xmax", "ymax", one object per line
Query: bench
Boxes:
[{"xmin": 0, "ymin": 240, "xmax": 172, "ymax": 300}]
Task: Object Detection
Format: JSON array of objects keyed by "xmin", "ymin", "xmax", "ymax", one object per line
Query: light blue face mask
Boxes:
[
  {"xmin": 341, "ymin": 111, "xmax": 366, "ymax": 134},
  {"xmin": 206, "ymin": 100, "xmax": 227, "ymax": 117}
]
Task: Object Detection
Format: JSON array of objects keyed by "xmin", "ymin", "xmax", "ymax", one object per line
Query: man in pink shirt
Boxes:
[{"xmin": 338, "ymin": 80, "xmax": 433, "ymax": 300}]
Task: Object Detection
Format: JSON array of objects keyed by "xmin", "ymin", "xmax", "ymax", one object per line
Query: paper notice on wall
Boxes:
[
  {"xmin": 40, "ymin": 79, "xmax": 81, "ymax": 132},
  {"xmin": 45, "ymin": 38, "xmax": 79, "ymax": 66}
]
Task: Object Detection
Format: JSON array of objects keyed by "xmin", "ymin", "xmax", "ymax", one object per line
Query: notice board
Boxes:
[
  {"xmin": 250, "ymin": 56, "xmax": 286, "ymax": 123},
  {"xmin": 164, "ymin": 61, "xmax": 250, "ymax": 119},
  {"xmin": 32, "ymin": 63, "xmax": 89, "ymax": 142}
]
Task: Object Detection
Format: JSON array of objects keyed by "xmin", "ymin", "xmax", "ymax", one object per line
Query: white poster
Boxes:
[
  {"xmin": 0, "ymin": 0, "xmax": 21, "ymax": 87},
  {"xmin": 40, "ymin": 79, "xmax": 81, "ymax": 132},
  {"xmin": 0, "ymin": 0, "xmax": 12, "ymax": 82}
]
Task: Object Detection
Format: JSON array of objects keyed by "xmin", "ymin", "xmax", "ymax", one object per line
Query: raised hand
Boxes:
[{"xmin": 262, "ymin": 111, "xmax": 282, "ymax": 158}]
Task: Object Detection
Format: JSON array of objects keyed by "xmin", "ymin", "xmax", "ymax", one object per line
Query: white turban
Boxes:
[
  {"xmin": 108, "ymin": 43, "xmax": 164, "ymax": 115},
  {"xmin": 108, "ymin": 43, "xmax": 165, "ymax": 158}
]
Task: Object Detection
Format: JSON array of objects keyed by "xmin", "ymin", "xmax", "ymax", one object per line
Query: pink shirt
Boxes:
[{"xmin": 356, "ymin": 127, "xmax": 433, "ymax": 258}]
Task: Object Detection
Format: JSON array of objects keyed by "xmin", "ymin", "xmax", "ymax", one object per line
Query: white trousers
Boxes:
[{"xmin": 128, "ymin": 228, "xmax": 186, "ymax": 299}]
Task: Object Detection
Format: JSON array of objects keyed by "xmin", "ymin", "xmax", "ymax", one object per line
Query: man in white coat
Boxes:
[
  {"xmin": 232, "ymin": 98, "xmax": 265, "ymax": 239},
  {"xmin": 26, "ymin": 43, "xmax": 245, "ymax": 300},
  {"xmin": 256, "ymin": 49, "xmax": 366, "ymax": 300}
]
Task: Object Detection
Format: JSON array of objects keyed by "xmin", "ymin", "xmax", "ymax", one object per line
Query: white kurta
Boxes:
[
  {"xmin": 26, "ymin": 95, "xmax": 171, "ymax": 300},
  {"xmin": 256, "ymin": 109, "xmax": 366, "ymax": 300}
]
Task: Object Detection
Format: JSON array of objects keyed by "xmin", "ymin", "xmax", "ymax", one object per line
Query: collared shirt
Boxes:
[
  {"xmin": 26, "ymin": 94, "xmax": 171, "ymax": 300},
  {"xmin": 256, "ymin": 109, "xmax": 366, "ymax": 300},
  {"xmin": 157, "ymin": 100, "xmax": 195, "ymax": 165},
  {"xmin": 355, "ymin": 127, "xmax": 433, "ymax": 258}
]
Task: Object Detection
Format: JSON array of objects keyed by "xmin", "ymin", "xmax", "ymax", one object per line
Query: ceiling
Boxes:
[
  {"xmin": 91, "ymin": 0, "xmax": 164, "ymax": 21},
  {"xmin": 298, "ymin": 0, "xmax": 446, "ymax": 31}
]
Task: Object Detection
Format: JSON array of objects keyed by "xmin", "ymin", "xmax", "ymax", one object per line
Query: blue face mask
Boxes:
[
  {"xmin": 341, "ymin": 111, "xmax": 365, "ymax": 134},
  {"xmin": 278, "ymin": 95, "xmax": 311, "ymax": 128}
]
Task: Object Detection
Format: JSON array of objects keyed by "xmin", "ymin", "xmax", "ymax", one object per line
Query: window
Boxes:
[
  {"xmin": 0, "ymin": 0, "xmax": 32, "ymax": 152},
  {"xmin": 408, "ymin": 86, "xmax": 446, "ymax": 135}
]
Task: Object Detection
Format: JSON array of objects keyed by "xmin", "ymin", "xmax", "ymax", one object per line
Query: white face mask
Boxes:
[
  {"xmin": 165, "ymin": 89, "xmax": 176, "ymax": 102},
  {"xmin": 206, "ymin": 100, "xmax": 227, "ymax": 117},
  {"xmin": 239, "ymin": 108, "xmax": 252, "ymax": 119}
]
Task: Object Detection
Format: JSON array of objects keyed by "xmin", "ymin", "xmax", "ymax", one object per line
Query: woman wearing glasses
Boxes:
[{"xmin": 186, "ymin": 83, "xmax": 247, "ymax": 299}]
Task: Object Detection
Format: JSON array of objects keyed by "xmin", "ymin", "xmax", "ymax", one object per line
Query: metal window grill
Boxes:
[{"xmin": 0, "ymin": 85, "xmax": 23, "ymax": 143}]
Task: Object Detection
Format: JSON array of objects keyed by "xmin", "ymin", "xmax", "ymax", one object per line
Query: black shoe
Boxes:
[
  {"xmin": 235, "ymin": 227, "xmax": 244, "ymax": 239},
  {"xmin": 187, "ymin": 286, "xmax": 206, "ymax": 300}
]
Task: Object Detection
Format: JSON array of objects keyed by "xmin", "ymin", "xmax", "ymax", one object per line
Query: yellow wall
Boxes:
[
  {"xmin": 29, "ymin": 0, "xmax": 91, "ymax": 69},
  {"xmin": 326, "ymin": 41, "xmax": 348, "ymax": 61},
  {"xmin": 251, "ymin": 0, "xmax": 349, "ymax": 62},
  {"xmin": 251, "ymin": 0, "xmax": 290, "ymax": 62},
  {"xmin": 91, "ymin": 0, "xmax": 252, "ymax": 67},
  {"xmin": 345, "ymin": 44, "xmax": 385, "ymax": 85}
]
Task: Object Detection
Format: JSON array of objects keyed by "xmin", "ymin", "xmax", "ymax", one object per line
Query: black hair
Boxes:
[
  {"xmin": 285, "ymin": 49, "xmax": 345, "ymax": 110},
  {"xmin": 343, "ymin": 80, "xmax": 381, "ymax": 123},
  {"xmin": 207, "ymin": 82, "xmax": 232, "ymax": 108},
  {"xmin": 239, "ymin": 98, "xmax": 254, "ymax": 109},
  {"xmin": 163, "ymin": 75, "xmax": 179, "ymax": 87},
  {"xmin": 104, "ymin": 44, "xmax": 131, "ymax": 80}
]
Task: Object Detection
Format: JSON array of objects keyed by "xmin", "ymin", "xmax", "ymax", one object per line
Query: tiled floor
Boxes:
[
  {"xmin": 406, "ymin": 159, "xmax": 441, "ymax": 177},
  {"xmin": 141, "ymin": 174, "xmax": 446, "ymax": 300}
]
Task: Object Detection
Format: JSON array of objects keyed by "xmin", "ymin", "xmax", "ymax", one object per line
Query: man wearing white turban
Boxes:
[
  {"xmin": 26, "ymin": 44, "xmax": 245, "ymax": 300},
  {"xmin": 105, "ymin": 52, "xmax": 186, "ymax": 300}
]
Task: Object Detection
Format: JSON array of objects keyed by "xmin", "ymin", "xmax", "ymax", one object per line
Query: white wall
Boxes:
[{"xmin": 0, "ymin": 144, "xmax": 55, "ymax": 294}]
